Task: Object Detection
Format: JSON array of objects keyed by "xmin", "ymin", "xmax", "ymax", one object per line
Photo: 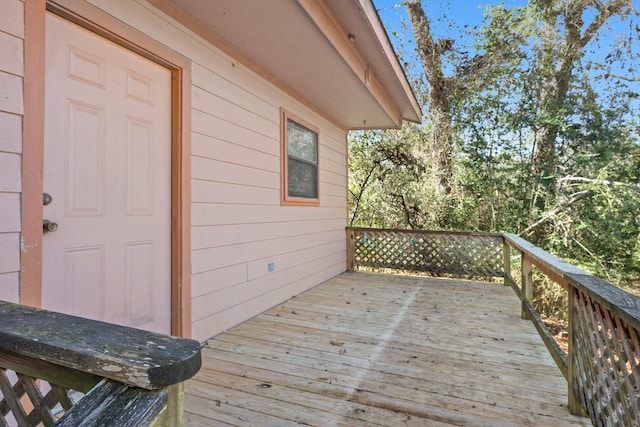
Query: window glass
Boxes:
[
  {"xmin": 284, "ymin": 116, "xmax": 319, "ymax": 202},
  {"xmin": 287, "ymin": 119, "xmax": 317, "ymax": 163}
]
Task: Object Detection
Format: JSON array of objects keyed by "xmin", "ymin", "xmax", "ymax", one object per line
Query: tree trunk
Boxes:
[
  {"xmin": 406, "ymin": 0, "xmax": 453, "ymax": 196},
  {"xmin": 533, "ymin": 0, "xmax": 633, "ymax": 176}
]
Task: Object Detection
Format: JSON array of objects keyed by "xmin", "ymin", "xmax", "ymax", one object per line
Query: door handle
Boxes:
[
  {"xmin": 43, "ymin": 220, "xmax": 58, "ymax": 233},
  {"xmin": 43, "ymin": 193, "xmax": 53, "ymax": 206}
]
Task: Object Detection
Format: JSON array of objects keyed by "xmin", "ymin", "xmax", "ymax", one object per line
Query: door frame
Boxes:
[{"xmin": 22, "ymin": 0, "xmax": 192, "ymax": 337}]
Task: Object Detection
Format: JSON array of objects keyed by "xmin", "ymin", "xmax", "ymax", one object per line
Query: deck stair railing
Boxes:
[
  {"xmin": 0, "ymin": 301, "xmax": 201, "ymax": 426},
  {"xmin": 347, "ymin": 227, "xmax": 640, "ymax": 426}
]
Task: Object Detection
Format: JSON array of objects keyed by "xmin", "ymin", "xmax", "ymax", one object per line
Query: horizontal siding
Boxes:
[
  {"xmin": 0, "ymin": 0, "xmax": 24, "ymax": 39},
  {"xmin": 0, "ymin": 272, "xmax": 19, "ymax": 302},
  {"xmin": 0, "ymin": 111, "xmax": 22, "ymax": 154},
  {"xmin": 191, "ymin": 250, "xmax": 345, "ymax": 340},
  {"xmin": 191, "ymin": 229, "xmax": 345, "ymax": 276},
  {"xmin": 192, "ymin": 218, "xmax": 346, "ymax": 251},
  {"xmin": 191, "ymin": 205, "xmax": 346, "ymax": 227},
  {"xmin": 0, "ymin": 71, "xmax": 23, "ymax": 115},
  {"xmin": 93, "ymin": 0, "xmax": 349, "ymax": 341},
  {"xmin": 192, "ymin": 84, "xmax": 278, "ymax": 139},
  {"xmin": 0, "ymin": 193, "xmax": 21, "ymax": 233},
  {"xmin": 0, "ymin": 153, "xmax": 21, "ymax": 192},
  {"xmin": 191, "ymin": 264, "xmax": 248, "ymax": 299},
  {"xmin": 192, "ymin": 132, "xmax": 278, "ymax": 174},
  {"xmin": 0, "ymin": 0, "xmax": 23, "ymax": 303},
  {"xmin": 191, "ymin": 156, "xmax": 279, "ymax": 189},
  {"xmin": 0, "ymin": 233, "xmax": 20, "ymax": 274},
  {"xmin": 0, "ymin": 30, "xmax": 23, "ymax": 77},
  {"xmin": 191, "ymin": 181, "xmax": 279, "ymax": 205}
]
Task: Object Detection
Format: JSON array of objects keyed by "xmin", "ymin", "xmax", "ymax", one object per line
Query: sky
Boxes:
[
  {"xmin": 373, "ymin": 0, "xmax": 527, "ymax": 51},
  {"xmin": 371, "ymin": 0, "xmax": 640, "ymax": 113},
  {"xmin": 372, "ymin": 0, "xmax": 531, "ymax": 80},
  {"xmin": 372, "ymin": 0, "xmax": 640, "ymax": 68}
]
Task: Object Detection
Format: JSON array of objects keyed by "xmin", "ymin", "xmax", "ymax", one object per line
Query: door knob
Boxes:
[
  {"xmin": 43, "ymin": 193, "xmax": 53, "ymax": 206},
  {"xmin": 43, "ymin": 220, "xmax": 58, "ymax": 233}
]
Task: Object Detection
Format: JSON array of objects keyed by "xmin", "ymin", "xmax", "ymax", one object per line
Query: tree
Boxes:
[
  {"xmin": 530, "ymin": 0, "xmax": 637, "ymax": 177},
  {"xmin": 348, "ymin": 125, "xmax": 431, "ymax": 229},
  {"xmin": 351, "ymin": 0, "xmax": 640, "ymax": 287},
  {"xmin": 405, "ymin": 0, "xmax": 531, "ymax": 227},
  {"xmin": 406, "ymin": 1, "xmax": 454, "ymax": 198}
]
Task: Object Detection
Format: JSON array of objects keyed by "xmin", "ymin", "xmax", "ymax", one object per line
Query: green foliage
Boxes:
[{"xmin": 350, "ymin": 0, "xmax": 640, "ymax": 292}]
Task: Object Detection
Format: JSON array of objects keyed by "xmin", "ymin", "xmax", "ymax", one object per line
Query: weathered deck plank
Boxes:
[{"xmin": 185, "ymin": 272, "xmax": 592, "ymax": 426}]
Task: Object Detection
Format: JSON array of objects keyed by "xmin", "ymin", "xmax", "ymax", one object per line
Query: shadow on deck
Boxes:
[{"xmin": 184, "ymin": 272, "xmax": 592, "ymax": 426}]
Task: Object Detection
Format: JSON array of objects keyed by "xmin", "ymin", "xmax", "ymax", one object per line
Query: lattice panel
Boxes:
[
  {"xmin": 571, "ymin": 288, "xmax": 640, "ymax": 426},
  {"xmin": 351, "ymin": 229, "xmax": 504, "ymax": 278},
  {"xmin": 0, "ymin": 368, "xmax": 76, "ymax": 427}
]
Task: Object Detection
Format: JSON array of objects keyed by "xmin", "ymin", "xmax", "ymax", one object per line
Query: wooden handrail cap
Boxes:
[{"xmin": 0, "ymin": 301, "xmax": 201, "ymax": 390}]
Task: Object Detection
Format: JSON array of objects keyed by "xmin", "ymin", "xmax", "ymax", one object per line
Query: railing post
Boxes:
[
  {"xmin": 521, "ymin": 255, "xmax": 533, "ymax": 319},
  {"xmin": 346, "ymin": 228, "xmax": 355, "ymax": 271},
  {"xmin": 566, "ymin": 285, "xmax": 583, "ymax": 416},
  {"xmin": 503, "ymin": 239, "xmax": 511, "ymax": 287},
  {"xmin": 155, "ymin": 382, "xmax": 185, "ymax": 427}
]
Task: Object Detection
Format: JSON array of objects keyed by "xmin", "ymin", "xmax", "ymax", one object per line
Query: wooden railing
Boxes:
[
  {"xmin": 0, "ymin": 301, "xmax": 201, "ymax": 426},
  {"xmin": 347, "ymin": 227, "xmax": 640, "ymax": 426},
  {"xmin": 346, "ymin": 227, "xmax": 504, "ymax": 277}
]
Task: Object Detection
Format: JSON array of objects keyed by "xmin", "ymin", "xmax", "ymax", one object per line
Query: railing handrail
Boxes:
[
  {"xmin": 0, "ymin": 301, "xmax": 201, "ymax": 425},
  {"xmin": 0, "ymin": 301, "xmax": 201, "ymax": 390},
  {"xmin": 502, "ymin": 232, "xmax": 589, "ymax": 290},
  {"xmin": 503, "ymin": 232, "xmax": 640, "ymax": 347},
  {"xmin": 565, "ymin": 272, "xmax": 640, "ymax": 329},
  {"xmin": 348, "ymin": 226, "xmax": 504, "ymax": 238}
]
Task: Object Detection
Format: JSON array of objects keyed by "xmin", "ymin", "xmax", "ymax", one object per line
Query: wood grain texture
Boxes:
[
  {"xmin": 54, "ymin": 379, "xmax": 167, "ymax": 427},
  {"xmin": 0, "ymin": 301, "xmax": 201, "ymax": 390},
  {"xmin": 185, "ymin": 272, "xmax": 592, "ymax": 426}
]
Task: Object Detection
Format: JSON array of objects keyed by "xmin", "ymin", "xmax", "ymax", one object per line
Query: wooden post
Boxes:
[
  {"xmin": 346, "ymin": 228, "xmax": 355, "ymax": 272},
  {"xmin": 566, "ymin": 286, "xmax": 583, "ymax": 415},
  {"xmin": 503, "ymin": 240, "xmax": 511, "ymax": 287},
  {"xmin": 152, "ymin": 382, "xmax": 185, "ymax": 427},
  {"xmin": 521, "ymin": 256, "xmax": 533, "ymax": 319}
]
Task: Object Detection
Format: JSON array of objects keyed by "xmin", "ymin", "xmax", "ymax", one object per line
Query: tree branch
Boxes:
[
  {"xmin": 350, "ymin": 162, "xmax": 381, "ymax": 225},
  {"xmin": 557, "ymin": 176, "xmax": 640, "ymax": 191},
  {"xmin": 580, "ymin": 0, "xmax": 632, "ymax": 49},
  {"xmin": 520, "ymin": 191, "xmax": 589, "ymax": 237},
  {"xmin": 605, "ymin": 72, "xmax": 640, "ymax": 82}
]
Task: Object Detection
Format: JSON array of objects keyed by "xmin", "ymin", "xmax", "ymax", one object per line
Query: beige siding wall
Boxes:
[
  {"xmin": 0, "ymin": 0, "xmax": 24, "ymax": 303},
  {"xmin": 90, "ymin": 0, "xmax": 348, "ymax": 341}
]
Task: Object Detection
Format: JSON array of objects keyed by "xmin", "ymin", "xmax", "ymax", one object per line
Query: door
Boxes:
[{"xmin": 42, "ymin": 13, "xmax": 172, "ymax": 334}]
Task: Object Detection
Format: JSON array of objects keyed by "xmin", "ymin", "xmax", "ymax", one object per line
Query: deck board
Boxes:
[{"xmin": 185, "ymin": 272, "xmax": 592, "ymax": 426}]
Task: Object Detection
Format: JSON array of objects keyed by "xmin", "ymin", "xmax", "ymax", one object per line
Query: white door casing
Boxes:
[{"xmin": 43, "ymin": 13, "xmax": 172, "ymax": 334}]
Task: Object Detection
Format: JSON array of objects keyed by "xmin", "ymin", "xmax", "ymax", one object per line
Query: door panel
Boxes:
[
  {"xmin": 43, "ymin": 13, "xmax": 172, "ymax": 334},
  {"xmin": 65, "ymin": 101, "xmax": 105, "ymax": 216}
]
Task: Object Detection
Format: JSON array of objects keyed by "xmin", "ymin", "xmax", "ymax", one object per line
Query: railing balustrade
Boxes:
[
  {"xmin": 0, "ymin": 301, "xmax": 201, "ymax": 426},
  {"xmin": 347, "ymin": 227, "xmax": 640, "ymax": 426}
]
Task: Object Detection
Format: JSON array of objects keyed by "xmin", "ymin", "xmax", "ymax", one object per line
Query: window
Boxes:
[{"xmin": 281, "ymin": 110, "xmax": 319, "ymax": 206}]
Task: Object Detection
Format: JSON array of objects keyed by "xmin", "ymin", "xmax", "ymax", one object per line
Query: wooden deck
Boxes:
[{"xmin": 184, "ymin": 272, "xmax": 592, "ymax": 426}]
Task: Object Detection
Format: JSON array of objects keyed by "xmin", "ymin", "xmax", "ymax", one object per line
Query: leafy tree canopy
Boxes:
[{"xmin": 350, "ymin": 0, "xmax": 640, "ymax": 289}]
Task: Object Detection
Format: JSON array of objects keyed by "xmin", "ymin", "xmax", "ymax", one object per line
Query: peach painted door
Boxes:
[{"xmin": 42, "ymin": 13, "xmax": 172, "ymax": 334}]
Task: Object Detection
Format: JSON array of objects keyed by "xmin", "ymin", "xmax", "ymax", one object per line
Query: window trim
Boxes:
[{"xmin": 280, "ymin": 109, "xmax": 320, "ymax": 206}]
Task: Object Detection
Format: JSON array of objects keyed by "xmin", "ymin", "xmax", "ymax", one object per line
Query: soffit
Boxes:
[{"xmin": 165, "ymin": 0, "xmax": 420, "ymax": 129}]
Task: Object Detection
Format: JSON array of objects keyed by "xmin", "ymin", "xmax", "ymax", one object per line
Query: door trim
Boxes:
[{"xmin": 23, "ymin": 0, "xmax": 192, "ymax": 337}]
